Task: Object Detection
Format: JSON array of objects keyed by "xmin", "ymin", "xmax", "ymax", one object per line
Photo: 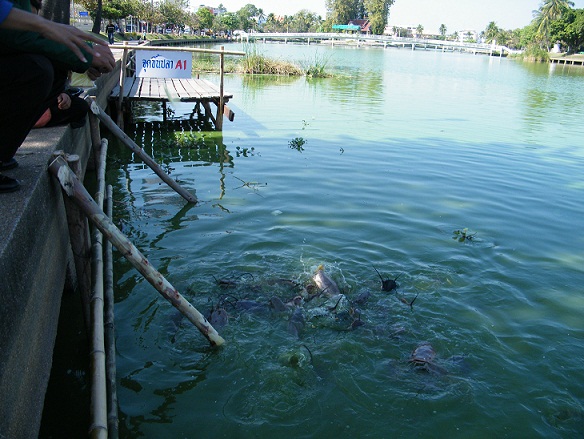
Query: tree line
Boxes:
[{"xmin": 76, "ymin": 0, "xmax": 583, "ymax": 53}]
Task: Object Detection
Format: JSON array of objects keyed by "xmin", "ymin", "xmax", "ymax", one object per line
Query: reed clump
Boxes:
[
  {"xmin": 238, "ymin": 46, "xmax": 303, "ymax": 75},
  {"xmin": 512, "ymin": 45, "xmax": 550, "ymax": 63},
  {"xmin": 191, "ymin": 45, "xmax": 333, "ymax": 77},
  {"xmin": 302, "ymin": 52, "xmax": 333, "ymax": 78}
]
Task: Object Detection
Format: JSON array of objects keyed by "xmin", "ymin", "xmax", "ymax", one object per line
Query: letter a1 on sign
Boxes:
[{"xmin": 135, "ymin": 50, "xmax": 192, "ymax": 79}]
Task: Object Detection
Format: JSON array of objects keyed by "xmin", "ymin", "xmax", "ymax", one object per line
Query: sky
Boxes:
[{"xmin": 209, "ymin": 0, "xmax": 584, "ymax": 33}]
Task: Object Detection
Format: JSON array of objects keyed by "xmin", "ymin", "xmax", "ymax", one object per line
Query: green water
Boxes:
[{"xmin": 107, "ymin": 43, "xmax": 584, "ymax": 438}]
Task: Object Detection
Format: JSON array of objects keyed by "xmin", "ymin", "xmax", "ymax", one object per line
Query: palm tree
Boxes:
[
  {"xmin": 439, "ymin": 23, "xmax": 447, "ymax": 39},
  {"xmin": 416, "ymin": 24, "xmax": 424, "ymax": 38},
  {"xmin": 534, "ymin": 0, "xmax": 575, "ymax": 47},
  {"xmin": 484, "ymin": 21, "xmax": 500, "ymax": 44}
]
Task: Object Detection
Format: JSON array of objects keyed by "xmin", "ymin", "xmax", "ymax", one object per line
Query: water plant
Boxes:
[
  {"xmin": 453, "ymin": 228, "xmax": 477, "ymax": 242},
  {"xmin": 288, "ymin": 137, "xmax": 306, "ymax": 152},
  {"xmin": 301, "ymin": 52, "xmax": 333, "ymax": 78},
  {"xmin": 239, "ymin": 44, "xmax": 303, "ymax": 75}
]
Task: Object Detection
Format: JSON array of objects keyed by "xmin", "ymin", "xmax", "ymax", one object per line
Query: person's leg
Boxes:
[
  {"xmin": 0, "ymin": 53, "xmax": 54, "ymax": 163},
  {"xmin": 45, "ymin": 95, "xmax": 90, "ymax": 128},
  {"xmin": 0, "ymin": 53, "xmax": 54, "ymax": 192}
]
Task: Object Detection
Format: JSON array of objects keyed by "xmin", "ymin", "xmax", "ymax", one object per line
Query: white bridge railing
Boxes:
[{"xmin": 239, "ymin": 32, "xmax": 512, "ymax": 55}]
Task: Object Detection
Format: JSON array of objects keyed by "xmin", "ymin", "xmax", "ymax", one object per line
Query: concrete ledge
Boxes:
[{"xmin": 0, "ymin": 65, "xmax": 119, "ymax": 439}]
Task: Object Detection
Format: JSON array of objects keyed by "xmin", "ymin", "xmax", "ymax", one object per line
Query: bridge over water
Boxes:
[{"xmin": 238, "ymin": 32, "xmax": 513, "ymax": 57}]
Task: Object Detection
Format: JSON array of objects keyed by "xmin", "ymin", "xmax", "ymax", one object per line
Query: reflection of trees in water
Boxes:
[
  {"xmin": 132, "ymin": 120, "xmax": 234, "ymax": 168},
  {"xmin": 519, "ymin": 62, "xmax": 584, "ymax": 139},
  {"xmin": 105, "ymin": 119, "xmax": 237, "ymax": 254},
  {"xmin": 239, "ymin": 74, "xmax": 301, "ymax": 103},
  {"xmin": 309, "ymin": 69, "xmax": 385, "ymax": 108}
]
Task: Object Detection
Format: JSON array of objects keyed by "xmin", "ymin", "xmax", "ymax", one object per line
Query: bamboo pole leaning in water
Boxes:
[
  {"xmin": 86, "ymin": 99, "xmax": 197, "ymax": 204},
  {"xmin": 104, "ymin": 184, "xmax": 119, "ymax": 439},
  {"xmin": 48, "ymin": 155, "xmax": 225, "ymax": 347}
]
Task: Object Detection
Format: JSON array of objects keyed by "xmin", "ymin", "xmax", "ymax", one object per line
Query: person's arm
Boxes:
[
  {"xmin": 0, "ymin": 0, "xmax": 13, "ymax": 25},
  {"xmin": 0, "ymin": 3, "xmax": 107, "ymax": 63}
]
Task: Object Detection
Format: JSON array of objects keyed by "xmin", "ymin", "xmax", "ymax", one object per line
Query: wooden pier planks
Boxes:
[{"xmin": 111, "ymin": 76, "xmax": 233, "ymax": 103}]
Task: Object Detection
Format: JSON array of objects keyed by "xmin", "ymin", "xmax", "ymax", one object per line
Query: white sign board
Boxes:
[{"xmin": 135, "ymin": 50, "xmax": 192, "ymax": 78}]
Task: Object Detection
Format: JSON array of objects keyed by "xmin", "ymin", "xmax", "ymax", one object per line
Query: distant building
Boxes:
[{"xmin": 348, "ymin": 19, "xmax": 371, "ymax": 34}]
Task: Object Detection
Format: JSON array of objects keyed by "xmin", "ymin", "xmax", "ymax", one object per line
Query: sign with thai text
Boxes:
[{"xmin": 135, "ymin": 50, "xmax": 192, "ymax": 79}]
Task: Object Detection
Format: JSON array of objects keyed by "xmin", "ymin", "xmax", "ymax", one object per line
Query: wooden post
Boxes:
[
  {"xmin": 87, "ymin": 99, "xmax": 197, "ymax": 204},
  {"xmin": 104, "ymin": 184, "xmax": 119, "ymax": 439},
  {"xmin": 117, "ymin": 42, "xmax": 129, "ymax": 128},
  {"xmin": 48, "ymin": 156, "xmax": 225, "ymax": 347},
  {"xmin": 216, "ymin": 46, "xmax": 225, "ymax": 131}
]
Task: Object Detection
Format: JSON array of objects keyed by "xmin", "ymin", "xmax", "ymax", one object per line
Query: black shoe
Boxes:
[
  {"xmin": 0, "ymin": 158, "xmax": 18, "ymax": 171},
  {"xmin": 0, "ymin": 173, "xmax": 20, "ymax": 193}
]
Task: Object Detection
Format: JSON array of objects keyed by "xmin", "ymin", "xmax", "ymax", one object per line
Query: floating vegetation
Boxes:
[
  {"xmin": 288, "ymin": 137, "xmax": 307, "ymax": 152},
  {"xmin": 239, "ymin": 46, "xmax": 303, "ymax": 75},
  {"xmin": 235, "ymin": 146, "xmax": 257, "ymax": 157},
  {"xmin": 302, "ymin": 52, "xmax": 333, "ymax": 78},
  {"xmin": 191, "ymin": 45, "xmax": 334, "ymax": 77},
  {"xmin": 453, "ymin": 228, "xmax": 477, "ymax": 242}
]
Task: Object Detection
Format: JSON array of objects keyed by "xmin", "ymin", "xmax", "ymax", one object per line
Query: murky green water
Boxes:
[{"xmin": 107, "ymin": 43, "xmax": 584, "ymax": 438}]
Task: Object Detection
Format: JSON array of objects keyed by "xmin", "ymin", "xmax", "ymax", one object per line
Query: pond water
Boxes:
[{"xmin": 107, "ymin": 42, "xmax": 584, "ymax": 438}]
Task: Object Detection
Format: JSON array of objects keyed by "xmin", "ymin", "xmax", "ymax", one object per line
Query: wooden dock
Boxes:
[
  {"xmin": 109, "ymin": 44, "xmax": 245, "ymax": 129},
  {"xmin": 110, "ymin": 76, "xmax": 234, "ymax": 126},
  {"xmin": 550, "ymin": 54, "xmax": 584, "ymax": 66}
]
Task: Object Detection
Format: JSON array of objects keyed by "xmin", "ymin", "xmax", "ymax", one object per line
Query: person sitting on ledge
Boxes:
[
  {"xmin": 0, "ymin": 0, "xmax": 115, "ymax": 193},
  {"xmin": 29, "ymin": 0, "xmax": 90, "ymax": 130}
]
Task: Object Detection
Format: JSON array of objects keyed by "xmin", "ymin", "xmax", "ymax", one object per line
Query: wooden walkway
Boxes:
[
  {"xmin": 111, "ymin": 76, "xmax": 232, "ymax": 103},
  {"xmin": 110, "ymin": 76, "xmax": 234, "ymax": 126},
  {"xmin": 108, "ymin": 44, "xmax": 245, "ymax": 129}
]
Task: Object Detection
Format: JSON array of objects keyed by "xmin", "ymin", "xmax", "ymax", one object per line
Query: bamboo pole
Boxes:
[
  {"xmin": 52, "ymin": 152, "xmax": 92, "ymax": 335},
  {"xmin": 87, "ymin": 96, "xmax": 102, "ymax": 171},
  {"xmin": 104, "ymin": 184, "xmax": 119, "ymax": 439},
  {"xmin": 117, "ymin": 43, "xmax": 129, "ymax": 128},
  {"xmin": 48, "ymin": 156, "xmax": 225, "ymax": 347},
  {"xmin": 86, "ymin": 99, "xmax": 197, "ymax": 204},
  {"xmin": 88, "ymin": 140, "xmax": 109, "ymax": 439}
]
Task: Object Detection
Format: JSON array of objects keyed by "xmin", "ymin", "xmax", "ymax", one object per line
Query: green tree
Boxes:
[
  {"xmin": 288, "ymin": 10, "xmax": 322, "ymax": 32},
  {"xmin": 237, "ymin": 4, "xmax": 259, "ymax": 31},
  {"xmin": 196, "ymin": 6, "xmax": 214, "ymax": 30},
  {"xmin": 533, "ymin": 0, "xmax": 575, "ymax": 47},
  {"xmin": 326, "ymin": 0, "xmax": 364, "ymax": 25},
  {"xmin": 364, "ymin": 0, "xmax": 394, "ymax": 35},
  {"xmin": 550, "ymin": 8, "xmax": 584, "ymax": 52},
  {"xmin": 416, "ymin": 24, "xmax": 424, "ymax": 37},
  {"xmin": 484, "ymin": 21, "xmax": 500, "ymax": 43},
  {"xmin": 102, "ymin": 0, "xmax": 134, "ymax": 21},
  {"xmin": 214, "ymin": 11, "xmax": 238, "ymax": 33},
  {"xmin": 439, "ymin": 23, "xmax": 447, "ymax": 39}
]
